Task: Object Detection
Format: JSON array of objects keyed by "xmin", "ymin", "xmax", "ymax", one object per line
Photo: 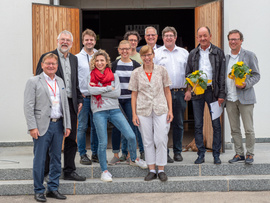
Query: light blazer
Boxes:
[
  {"xmin": 24, "ymin": 73, "xmax": 71, "ymax": 136},
  {"xmin": 36, "ymin": 49, "xmax": 83, "ymax": 113},
  {"xmin": 225, "ymin": 48, "xmax": 260, "ymax": 104}
]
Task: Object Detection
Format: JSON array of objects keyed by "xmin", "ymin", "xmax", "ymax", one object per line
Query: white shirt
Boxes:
[
  {"xmin": 226, "ymin": 51, "xmax": 240, "ymax": 102},
  {"xmin": 43, "ymin": 72, "xmax": 63, "ymax": 119},
  {"xmin": 76, "ymin": 48, "xmax": 97, "ymax": 96},
  {"xmin": 199, "ymin": 45, "xmax": 213, "ymax": 85},
  {"xmin": 154, "ymin": 45, "xmax": 189, "ymax": 89}
]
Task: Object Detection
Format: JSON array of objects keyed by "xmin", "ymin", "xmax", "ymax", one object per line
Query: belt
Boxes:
[
  {"xmin": 207, "ymin": 85, "xmax": 213, "ymax": 90},
  {"xmin": 85, "ymin": 96, "xmax": 91, "ymax": 98},
  {"xmin": 171, "ymin": 88, "xmax": 184, "ymax": 92},
  {"xmin": 50, "ymin": 117, "xmax": 62, "ymax": 122}
]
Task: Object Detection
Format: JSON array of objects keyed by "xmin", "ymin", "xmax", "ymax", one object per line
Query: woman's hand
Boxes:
[
  {"xmin": 167, "ymin": 111, "xmax": 173, "ymax": 123},
  {"xmin": 132, "ymin": 114, "xmax": 140, "ymax": 126}
]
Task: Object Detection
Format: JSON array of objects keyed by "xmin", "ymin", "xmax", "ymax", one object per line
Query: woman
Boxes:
[
  {"xmin": 109, "ymin": 40, "xmax": 143, "ymax": 165},
  {"xmin": 129, "ymin": 45, "xmax": 173, "ymax": 182},
  {"xmin": 88, "ymin": 49, "xmax": 146, "ymax": 182}
]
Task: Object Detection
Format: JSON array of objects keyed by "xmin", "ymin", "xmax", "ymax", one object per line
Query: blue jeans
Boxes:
[
  {"xmin": 111, "ymin": 99, "xmax": 144, "ymax": 155},
  {"xmin": 93, "ymin": 108, "xmax": 137, "ymax": 172},
  {"xmin": 192, "ymin": 88, "xmax": 221, "ymax": 158},
  {"xmin": 33, "ymin": 119, "xmax": 63, "ymax": 193},
  {"xmin": 77, "ymin": 97, "xmax": 98, "ymax": 156},
  {"xmin": 169, "ymin": 89, "xmax": 187, "ymax": 154}
]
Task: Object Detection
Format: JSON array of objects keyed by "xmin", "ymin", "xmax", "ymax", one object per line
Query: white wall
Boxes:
[
  {"xmin": 223, "ymin": 0, "xmax": 270, "ymax": 141},
  {"xmin": 0, "ymin": 0, "xmax": 50, "ymax": 142}
]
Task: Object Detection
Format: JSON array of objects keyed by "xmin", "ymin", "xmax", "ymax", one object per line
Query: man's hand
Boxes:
[
  {"xmin": 78, "ymin": 103, "xmax": 83, "ymax": 114},
  {"xmin": 184, "ymin": 90, "xmax": 192, "ymax": 101},
  {"xmin": 236, "ymin": 82, "xmax": 246, "ymax": 89},
  {"xmin": 30, "ymin": 128, "xmax": 40, "ymax": 139},
  {"xmin": 167, "ymin": 111, "xmax": 174, "ymax": 123},
  {"xmin": 218, "ymin": 98, "xmax": 224, "ymax": 106},
  {"xmin": 64, "ymin": 129, "xmax": 71, "ymax": 138}
]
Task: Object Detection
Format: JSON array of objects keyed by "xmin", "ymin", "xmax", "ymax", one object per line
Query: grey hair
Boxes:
[
  {"xmin": 145, "ymin": 26, "xmax": 157, "ymax": 35},
  {"xmin": 57, "ymin": 30, "xmax": 73, "ymax": 42}
]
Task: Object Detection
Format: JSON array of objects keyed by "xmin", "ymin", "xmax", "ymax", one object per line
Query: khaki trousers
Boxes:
[{"xmin": 226, "ymin": 100, "xmax": 255, "ymax": 156}]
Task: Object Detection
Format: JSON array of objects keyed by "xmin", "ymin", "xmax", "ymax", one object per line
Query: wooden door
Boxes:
[
  {"xmin": 194, "ymin": 0, "xmax": 223, "ymax": 150},
  {"xmin": 32, "ymin": 4, "xmax": 80, "ymax": 74}
]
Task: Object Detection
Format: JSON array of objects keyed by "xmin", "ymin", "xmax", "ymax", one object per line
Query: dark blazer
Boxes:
[
  {"xmin": 136, "ymin": 44, "xmax": 161, "ymax": 52},
  {"xmin": 36, "ymin": 49, "xmax": 83, "ymax": 113}
]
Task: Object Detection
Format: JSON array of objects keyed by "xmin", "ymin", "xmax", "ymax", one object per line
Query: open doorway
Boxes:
[{"xmin": 82, "ymin": 9, "xmax": 196, "ymax": 149}]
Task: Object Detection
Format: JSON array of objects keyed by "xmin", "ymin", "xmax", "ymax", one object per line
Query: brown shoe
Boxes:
[
  {"xmin": 158, "ymin": 172, "xmax": 168, "ymax": 182},
  {"xmin": 144, "ymin": 172, "xmax": 157, "ymax": 181}
]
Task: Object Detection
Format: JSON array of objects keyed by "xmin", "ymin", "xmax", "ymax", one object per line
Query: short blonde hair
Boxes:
[
  {"xmin": 139, "ymin": 45, "xmax": 154, "ymax": 56},
  {"xmin": 90, "ymin": 49, "xmax": 111, "ymax": 71},
  {"xmin": 42, "ymin": 53, "xmax": 58, "ymax": 63},
  {"xmin": 118, "ymin": 40, "xmax": 131, "ymax": 48}
]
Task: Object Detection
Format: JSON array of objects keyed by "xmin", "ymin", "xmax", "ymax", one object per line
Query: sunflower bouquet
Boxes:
[
  {"xmin": 228, "ymin": 61, "xmax": 252, "ymax": 86},
  {"xmin": 185, "ymin": 70, "xmax": 212, "ymax": 95}
]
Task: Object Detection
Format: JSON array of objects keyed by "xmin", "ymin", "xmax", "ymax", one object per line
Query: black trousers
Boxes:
[{"xmin": 45, "ymin": 98, "xmax": 78, "ymax": 176}]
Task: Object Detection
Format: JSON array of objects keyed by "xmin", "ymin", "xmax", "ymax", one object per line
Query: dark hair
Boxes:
[
  {"xmin": 227, "ymin": 29, "xmax": 244, "ymax": 41},
  {"xmin": 123, "ymin": 30, "xmax": 141, "ymax": 42}
]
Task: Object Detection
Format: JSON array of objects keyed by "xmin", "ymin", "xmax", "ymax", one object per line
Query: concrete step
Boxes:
[
  {"xmin": 1, "ymin": 175, "xmax": 270, "ymax": 195},
  {"xmin": 1, "ymin": 162, "xmax": 270, "ymax": 180}
]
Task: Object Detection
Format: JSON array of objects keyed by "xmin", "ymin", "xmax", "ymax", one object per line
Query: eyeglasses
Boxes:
[
  {"xmin": 128, "ymin": 39, "xmax": 138, "ymax": 42},
  {"xmin": 59, "ymin": 38, "xmax": 71, "ymax": 43},
  {"xmin": 228, "ymin": 38, "xmax": 240, "ymax": 42},
  {"xmin": 118, "ymin": 48, "xmax": 131, "ymax": 51},
  {"xmin": 44, "ymin": 62, "xmax": 58, "ymax": 66},
  {"xmin": 146, "ymin": 34, "xmax": 156, "ymax": 37},
  {"xmin": 164, "ymin": 34, "xmax": 175, "ymax": 38},
  {"xmin": 141, "ymin": 53, "xmax": 153, "ymax": 58}
]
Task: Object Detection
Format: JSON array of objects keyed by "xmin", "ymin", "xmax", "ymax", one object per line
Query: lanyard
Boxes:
[{"xmin": 46, "ymin": 80, "xmax": 57, "ymax": 97}]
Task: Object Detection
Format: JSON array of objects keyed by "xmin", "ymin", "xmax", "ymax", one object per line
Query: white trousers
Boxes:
[{"xmin": 138, "ymin": 112, "xmax": 170, "ymax": 166}]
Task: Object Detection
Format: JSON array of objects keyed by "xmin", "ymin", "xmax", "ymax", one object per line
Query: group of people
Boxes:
[{"xmin": 24, "ymin": 25, "xmax": 260, "ymax": 202}]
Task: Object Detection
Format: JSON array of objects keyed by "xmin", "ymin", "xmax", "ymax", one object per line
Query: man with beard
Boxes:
[{"xmin": 36, "ymin": 30, "xmax": 85, "ymax": 181}]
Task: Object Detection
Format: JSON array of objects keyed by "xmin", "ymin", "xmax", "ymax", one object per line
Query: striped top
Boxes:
[{"xmin": 115, "ymin": 60, "xmax": 134, "ymax": 99}]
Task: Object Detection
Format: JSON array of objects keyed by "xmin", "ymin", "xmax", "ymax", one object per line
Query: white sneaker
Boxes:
[
  {"xmin": 131, "ymin": 159, "xmax": 148, "ymax": 169},
  {"xmin": 101, "ymin": 171, "xmax": 112, "ymax": 182}
]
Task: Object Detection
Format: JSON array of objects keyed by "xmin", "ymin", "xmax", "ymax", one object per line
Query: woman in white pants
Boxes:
[{"xmin": 128, "ymin": 45, "xmax": 173, "ymax": 181}]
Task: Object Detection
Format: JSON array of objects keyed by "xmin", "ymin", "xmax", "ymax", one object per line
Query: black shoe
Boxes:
[
  {"xmin": 91, "ymin": 154, "xmax": 99, "ymax": 163},
  {"xmin": 158, "ymin": 172, "xmax": 168, "ymax": 182},
  {"xmin": 167, "ymin": 154, "xmax": 174, "ymax": 163},
  {"xmin": 228, "ymin": 154, "xmax": 245, "ymax": 163},
  {"xmin": 214, "ymin": 157, "xmax": 221, "ymax": 165},
  {"xmin": 245, "ymin": 155, "xmax": 254, "ymax": 165},
  {"xmin": 34, "ymin": 193, "xmax": 46, "ymax": 202},
  {"xmin": 144, "ymin": 172, "xmax": 157, "ymax": 181},
  {"xmin": 140, "ymin": 152, "xmax": 145, "ymax": 160},
  {"xmin": 64, "ymin": 171, "xmax": 86, "ymax": 181},
  {"xmin": 80, "ymin": 154, "xmax": 92, "ymax": 165},
  {"xmin": 194, "ymin": 156, "xmax": 205, "ymax": 164},
  {"xmin": 174, "ymin": 153, "xmax": 183, "ymax": 162},
  {"xmin": 46, "ymin": 190, "xmax": 66, "ymax": 200}
]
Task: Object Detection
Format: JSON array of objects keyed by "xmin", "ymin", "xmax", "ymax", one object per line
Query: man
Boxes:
[
  {"xmin": 226, "ymin": 29, "xmax": 260, "ymax": 165},
  {"xmin": 76, "ymin": 29, "xmax": 99, "ymax": 165},
  {"xmin": 137, "ymin": 26, "xmax": 161, "ymax": 52},
  {"xmin": 24, "ymin": 53, "xmax": 70, "ymax": 202},
  {"xmin": 154, "ymin": 26, "xmax": 190, "ymax": 163},
  {"xmin": 186, "ymin": 26, "xmax": 225, "ymax": 165},
  {"xmin": 36, "ymin": 30, "xmax": 85, "ymax": 181}
]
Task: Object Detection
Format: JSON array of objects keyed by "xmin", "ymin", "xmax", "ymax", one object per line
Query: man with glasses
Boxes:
[
  {"xmin": 76, "ymin": 29, "xmax": 99, "ymax": 165},
  {"xmin": 36, "ymin": 30, "xmax": 86, "ymax": 181},
  {"xmin": 226, "ymin": 29, "xmax": 260, "ymax": 165},
  {"xmin": 186, "ymin": 26, "xmax": 225, "ymax": 165},
  {"xmin": 154, "ymin": 26, "xmax": 190, "ymax": 163},
  {"xmin": 117, "ymin": 30, "xmax": 143, "ymax": 65},
  {"xmin": 137, "ymin": 26, "xmax": 161, "ymax": 52}
]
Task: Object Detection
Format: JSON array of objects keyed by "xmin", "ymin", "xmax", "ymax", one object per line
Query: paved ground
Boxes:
[{"xmin": 0, "ymin": 191, "xmax": 270, "ymax": 203}]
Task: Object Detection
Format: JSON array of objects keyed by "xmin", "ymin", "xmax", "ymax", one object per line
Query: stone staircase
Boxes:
[{"xmin": 1, "ymin": 145, "xmax": 270, "ymax": 195}]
